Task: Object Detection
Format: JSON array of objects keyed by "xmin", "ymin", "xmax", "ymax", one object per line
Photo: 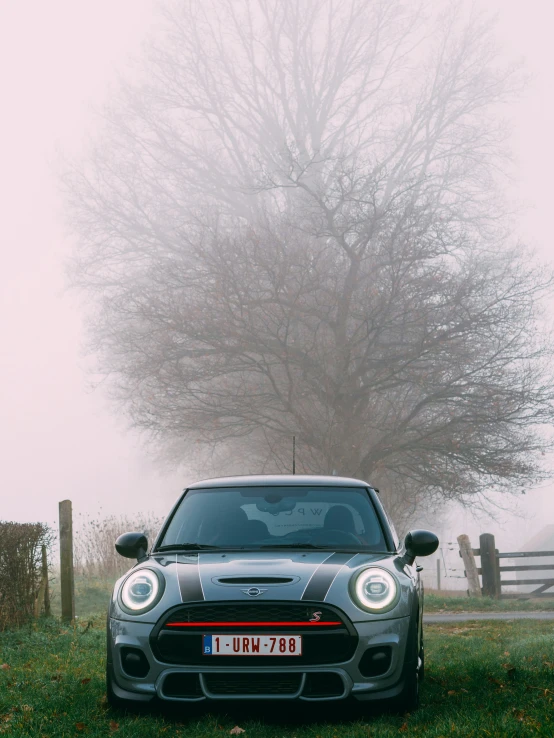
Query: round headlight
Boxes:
[
  {"xmin": 120, "ymin": 568, "xmax": 164, "ymax": 614},
  {"xmin": 350, "ymin": 567, "xmax": 399, "ymax": 613}
]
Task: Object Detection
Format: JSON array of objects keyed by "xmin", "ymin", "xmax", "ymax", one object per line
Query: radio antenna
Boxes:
[{"xmin": 292, "ymin": 435, "xmax": 296, "ymax": 474}]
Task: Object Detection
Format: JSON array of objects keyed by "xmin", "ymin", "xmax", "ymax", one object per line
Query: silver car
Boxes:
[{"xmin": 106, "ymin": 475, "xmax": 438, "ymax": 711}]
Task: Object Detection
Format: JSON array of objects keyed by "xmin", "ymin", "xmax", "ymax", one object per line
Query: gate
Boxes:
[{"xmin": 468, "ymin": 533, "xmax": 554, "ymax": 599}]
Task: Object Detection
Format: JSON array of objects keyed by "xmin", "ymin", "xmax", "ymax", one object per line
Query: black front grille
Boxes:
[
  {"xmin": 163, "ymin": 602, "xmax": 343, "ymax": 625},
  {"xmin": 151, "ymin": 602, "xmax": 357, "ymax": 667},
  {"xmin": 204, "ymin": 673, "xmax": 302, "ymax": 696}
]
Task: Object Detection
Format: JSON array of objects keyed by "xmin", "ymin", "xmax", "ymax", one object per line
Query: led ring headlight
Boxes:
[
  {"xmin": 119, "ymin": 568, "xmax": 165, "ymax": 615},
  {"xmin": 350, "ymin": 567, "xmax": 399, "ymax": 613}
]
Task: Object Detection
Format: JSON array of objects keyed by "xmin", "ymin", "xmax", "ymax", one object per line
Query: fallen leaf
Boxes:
[
  {"xmin": 109, "ymin": 720, "xmax": 119, "ymax": 732},
  {"xmin": 80, "ymin": 678, "xmax": 91, "ymax": 685},
  {"xmin": 399, "ymin": 723, "xmax": 408, "ymax": 732},
  {"xmin": 75, "ymin": 723, "xmax": 86, "ymax": 732},
  {"xmin": 447, "ymin": 690, "xmax": 456, "ymax": 696},
  {"xmin": 230, "ymin": 728, "xmax": 245, "ymax": 735},
  {"xmin": 21, "ymin": 705, "xmax": 33, "ymax": 712},
  {"xmin": 0, "ymin": 664, "xmax": 9, "ymax": 670}
]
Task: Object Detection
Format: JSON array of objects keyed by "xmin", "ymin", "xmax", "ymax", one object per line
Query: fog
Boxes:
[
  {"xmin": 1, "ymin": 0, "xmax": 553, "ymax": 561},
  {"xmin": 0, "ymin": 0, "xmax": 186, "ymax": 528}
]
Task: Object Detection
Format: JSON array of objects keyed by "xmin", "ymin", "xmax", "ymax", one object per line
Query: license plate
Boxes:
[{"xmin": 203, "ymin": 634, "xmax": 302, "ymax": 656}]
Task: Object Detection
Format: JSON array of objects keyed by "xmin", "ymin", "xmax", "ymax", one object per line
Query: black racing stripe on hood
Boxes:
[
  {"xmin": 177, "ymin": 556, "xmax": 204, "ymax": 602},
  {"xmin": 301, "ymin": 552, "xmax": 355, "ymax": 601}
]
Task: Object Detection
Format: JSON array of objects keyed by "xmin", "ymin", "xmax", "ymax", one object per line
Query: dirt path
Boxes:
[{"xmin": 424, "ymin": 611, "xmax": 554, "ymax": 622}]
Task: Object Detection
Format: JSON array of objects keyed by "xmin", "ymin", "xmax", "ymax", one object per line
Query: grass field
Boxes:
[
  {"xmin": 424, "ymin": 593, "xmax": 554, "ymax": 613},
  {"xmin": 1, "ymin": 616, "xmax": 553, "ymax": 737}
]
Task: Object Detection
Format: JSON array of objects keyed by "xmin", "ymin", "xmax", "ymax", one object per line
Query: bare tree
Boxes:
[{"xmin": 66, "ymin": 0, "xmax": 554, "ymax": 519}]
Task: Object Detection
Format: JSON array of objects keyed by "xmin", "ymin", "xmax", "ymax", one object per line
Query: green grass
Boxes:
[
  {"xmin": 425, "ymin": 593, "xmax": 554, "ymax": 613},
  {"xmin": 1, "ymin": 617, "xmax": 554, "ymax": 737},
  {"xmin": 50, "ymin": 576, "xmax": 116, "ymax": 621}
]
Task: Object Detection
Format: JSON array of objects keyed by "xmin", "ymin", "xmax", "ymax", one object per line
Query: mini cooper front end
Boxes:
[{"xmin": 106, "ymin": 475, "xmax": 438, "ymax": 711}]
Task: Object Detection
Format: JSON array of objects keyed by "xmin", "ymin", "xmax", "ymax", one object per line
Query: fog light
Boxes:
[
  {"xmin": 359, "ymin": 646, "xmax": 392, "ymax": 677},
  {"xmin": 120, "ymin": 647, "xmax": 150, "ymax": 678}
]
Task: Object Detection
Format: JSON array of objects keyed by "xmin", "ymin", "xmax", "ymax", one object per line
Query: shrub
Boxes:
[
  {"xmin": 74, "ymin": 513, "xmax": 163, "ymax": 579},
  {"xmin": 0, "ymin": 521, "xmax": 52, "ymax": 630}
]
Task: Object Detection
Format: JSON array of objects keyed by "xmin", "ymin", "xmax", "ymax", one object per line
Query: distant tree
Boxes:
[{"xmin": 66, "ymin": 0, "xmax": 554, "ymax": 521}]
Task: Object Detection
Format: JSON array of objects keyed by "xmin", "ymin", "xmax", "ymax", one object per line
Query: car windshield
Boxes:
[{"xmin": 157, "ymin": 486, "xmax": 391, "ymax": 552}]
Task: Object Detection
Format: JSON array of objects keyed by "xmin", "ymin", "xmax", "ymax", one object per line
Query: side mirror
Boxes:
[
  {"xmin": 115, "ymin": 532, "xmax": 148, "ymax": 561},
  {"xmin": 403, "ymin": 529, "xmax": 439, "ymax": 565}
]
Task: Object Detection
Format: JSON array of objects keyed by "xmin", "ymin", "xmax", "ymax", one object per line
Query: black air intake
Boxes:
[
  {"xmin": 162, "ymin": 673, "xmax": 203, "ymax": 698},
  {"xmin": 303, "ymin": 672, "xmax": 345, "ymax": 698},
  {"xmin": 204, "ymin": 672, "xmax": 302, "ymax": 696}
]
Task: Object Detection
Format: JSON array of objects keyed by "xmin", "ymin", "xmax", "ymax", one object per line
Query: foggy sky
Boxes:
[{"xmin": 0, "ymin": 0, "xmax": 552, "ymax": 554}]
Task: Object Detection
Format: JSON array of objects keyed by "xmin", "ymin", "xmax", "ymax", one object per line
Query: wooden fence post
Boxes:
[
  {"xmin": 457, "ymin": 534, "xmax": 482, "ymax": 597},
  {"xmin": 480, "ymin": 533, "xmax": 500, "ymax": 598},
  {"xmin": 59, "ymin": 500, "xmax": 75, "ymax": 622},
  {"xmin": 42, "ymin": 544, "xmax": 51, "ymax": 617}
]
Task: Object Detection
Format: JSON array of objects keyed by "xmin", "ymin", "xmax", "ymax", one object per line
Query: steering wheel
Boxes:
[
  {"xmin": 279, "ymin": 529, "xmax": 362, "ymax": 545},
  {"xmin": 311, "ymin": 528, "xmax": 362, "ymax": 545},
  {"xmin": 300, "ymin": 528, "xmax": 362, "ymax": 546},
  {"xmin": 280, "ymin": 530, "xmax": 314, "ymax": 543}
]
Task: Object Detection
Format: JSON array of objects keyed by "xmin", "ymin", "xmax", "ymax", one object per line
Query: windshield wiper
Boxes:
[
  {"xmin": 259, "ymin": 544, "xmax": 394, "ymax": 553},
  {"xmin": 155, "ymin": 543, "xmax": 223, "ymax": 552},
  {"xmin": 258, "ymin": 543, "xmax": 339, "ymax": 550}
]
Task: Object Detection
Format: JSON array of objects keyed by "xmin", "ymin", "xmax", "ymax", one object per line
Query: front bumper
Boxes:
[{"xmin": 108, "ymin": 612, "xmax": 412, "ymax": 702}]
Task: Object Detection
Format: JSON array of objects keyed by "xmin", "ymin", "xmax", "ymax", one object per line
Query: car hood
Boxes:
[
  {"xmin": 110, "ymin": 550, "xmax": 413, "ymax": 623},
  {"xmin": 198, "ymin": 550, "xmax": 353, "ymax": 600}
]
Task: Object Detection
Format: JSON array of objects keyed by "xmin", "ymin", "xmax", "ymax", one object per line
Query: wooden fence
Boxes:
[{"xmin": 460, "ymin": 533, "xmax": 554, "ymax": 599}]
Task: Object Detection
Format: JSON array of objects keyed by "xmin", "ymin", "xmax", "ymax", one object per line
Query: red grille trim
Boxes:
[{"xmin": 165, "ymin": 620, "xmax": 342, "ymax": 627}]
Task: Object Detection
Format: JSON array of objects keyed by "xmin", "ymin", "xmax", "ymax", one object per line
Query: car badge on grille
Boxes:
[
  {"xmin": 309, "ymin": 611, "xmax": 322, "ymax": 622},
  {"xmin": 241, "ymin": 587, "xmax": 267, "ymax": 597}
]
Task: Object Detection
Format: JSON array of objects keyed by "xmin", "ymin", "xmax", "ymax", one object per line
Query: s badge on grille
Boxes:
[{"xmin": 242, "ymin": 587, "xmax": 267, "ymax": 597}]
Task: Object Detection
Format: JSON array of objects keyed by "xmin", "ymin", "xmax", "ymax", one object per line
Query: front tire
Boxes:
[
  {"xmin": 106, "ymin": 665, "xmax": 127, "ymax": 710},
  {"xmin": 418, "ymin": 640, "xmax": 425, "ymax": 683},
  {"xmin": 386, "ymin": 613, "xmax": 422, "ymax": 713},
  {"xmin": 393, "ymin": 654, "xmax": 420, "ymax": 713}
]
